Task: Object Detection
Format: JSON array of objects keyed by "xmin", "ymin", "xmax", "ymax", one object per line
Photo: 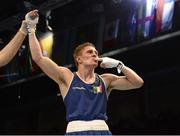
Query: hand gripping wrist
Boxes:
[
  {"xmin": 19, "ymin": 20, "xmax": 28, "ymax": 35},
  {"xmin": 27, "ymin": 21, "xmax": 36, "ymax": 34}
]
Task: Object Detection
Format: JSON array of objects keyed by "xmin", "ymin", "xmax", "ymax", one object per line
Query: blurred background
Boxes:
[{"xmin": 0, "ymin": 0, "xmax": 180, "ymax": 134}]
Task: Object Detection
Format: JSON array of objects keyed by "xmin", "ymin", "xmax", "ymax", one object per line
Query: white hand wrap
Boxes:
[
  {"xmin": 25, "ymin": 12, "xmax": 39, "ymax": 34},
  {"xmin": 99, "ymin": 57, "xmax": 124, "ymax": 73}
]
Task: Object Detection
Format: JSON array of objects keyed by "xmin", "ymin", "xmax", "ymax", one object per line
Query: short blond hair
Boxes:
[{"xmin": 73, "ymin": 42, "xmax": 95, "ymax": 67}]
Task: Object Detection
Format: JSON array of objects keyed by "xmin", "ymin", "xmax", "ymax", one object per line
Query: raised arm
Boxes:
[
  {"xmin": 0, "ymin": 20, "xmax": 27, "ymax": 67},
  {"xmin": 26, "ymin": 10, "xmax": 73, "ymax": 86},
  {"xmin": 99, "ymin": 57, "xmax": 144, "ymax": 94}
]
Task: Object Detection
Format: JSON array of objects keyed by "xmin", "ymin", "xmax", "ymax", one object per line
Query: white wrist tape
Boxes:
[
  {"xmin": 100, "ymin": 57, "xmax": 124, "ymax": 74},
  {"xmin": 25, "ymin": 12, "xmax": 39, "ymax": 24},
  {"xmin": 25, "ymin": 12, "xmax": 39, "ymax": 34},
  {"xmin": 100, "ymin": 57, "xmax": 120, "ymax": 68},
  {"xmin": 27, "ymin": 21, "xmax": 36, "ymax": 34}
]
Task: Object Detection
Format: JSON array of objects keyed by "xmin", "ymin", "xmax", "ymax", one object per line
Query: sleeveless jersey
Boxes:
[{"xmin": 64, "ymin": 73, "xmax": 108, "ymax": 122}]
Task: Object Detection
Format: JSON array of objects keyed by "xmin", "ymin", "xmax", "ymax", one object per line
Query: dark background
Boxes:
[{"xmin": 0, "ymin": 0, "xmax": 180, "ymax": 134}]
